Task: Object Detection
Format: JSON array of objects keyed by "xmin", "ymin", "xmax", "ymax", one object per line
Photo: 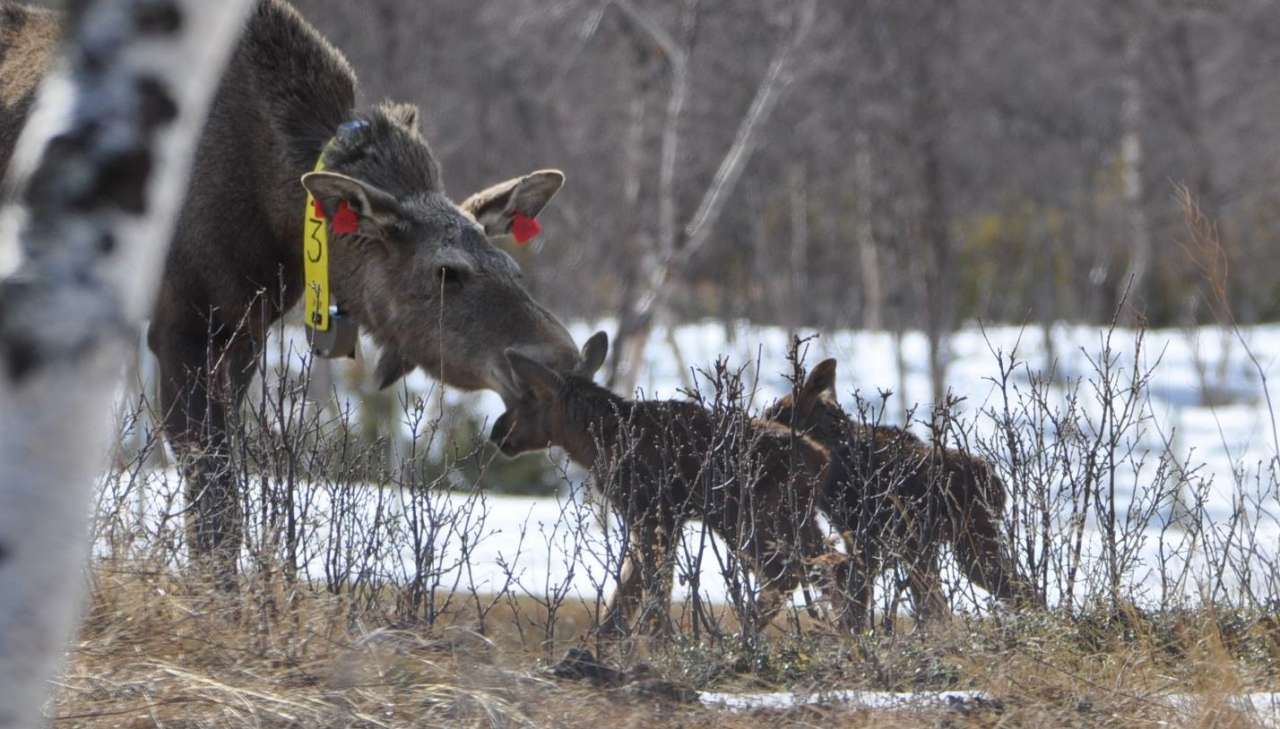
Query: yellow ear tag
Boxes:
[{"xmin": 303, "ymin": 151, "xmax": 331, "ymax": 333}]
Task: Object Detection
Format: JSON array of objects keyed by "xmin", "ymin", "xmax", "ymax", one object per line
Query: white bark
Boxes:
[
  {"xmin": 611, "ymin": 0, "xmax": 817, "ymax": 392},
  {"xmin": 0, "ymin": 2, "xmax": 252, "ymax": 727},
  {"xmin": 853, "ymin": 130, "xmax": 883, "ymax": 331},
  {"xmin": 1118, "ymin": 26, "xmax": 1150, "ymax": 324},
  {"xmin": 787, "ymin": 162, "xmax": 808, "ymax": 330}
]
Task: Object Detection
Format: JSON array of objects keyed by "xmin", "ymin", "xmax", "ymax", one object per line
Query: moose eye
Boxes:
[{"xmin": 437, "ymin": 266, "xmax": 466, "ymax": 287}]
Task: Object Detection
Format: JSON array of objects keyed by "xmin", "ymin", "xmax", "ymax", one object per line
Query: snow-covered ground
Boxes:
[
  {"xmin": 697, "ymin": 688, "xmax": 1280, "ymax": 726},
  {"xmin": 105, "ymin": 320, "xmax": 1280, "ymax": 610},
  {"xmin": 407, "ymin": 319, "xmax": 1280, "ymax": 606},
  {"xmin": 409, "ymin": 319, "xmax": 1280, "ymax": 500}
]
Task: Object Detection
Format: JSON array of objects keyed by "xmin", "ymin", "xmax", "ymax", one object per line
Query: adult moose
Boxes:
[{"xmin": 0, "ymin": 0, "xmax": 581, "ymax": 579}]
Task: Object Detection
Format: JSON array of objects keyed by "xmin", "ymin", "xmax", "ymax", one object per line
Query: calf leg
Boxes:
[
  {"xmin": 635, "ymin": 519, "xmax": 677, "ymax": 636},
  {"xmin": 600, "ymin": 552, "xmax": 643, "ymax": 637},
  {"xmin": 838, "ymin": 549, "xmax": 875, "ymax": 633},
  {"xmin": 809, "ymin": 525, "xmax": 871, "ymax": 633},
  {"xmin": 601, "ymin": 517, "xmax": 676, "ymax": 637},
  {"xmin": 953, "ymin": 506, "xmax": 1040, "ymax": 608},
  {"xmin": 904, "ymin": 540, "xmax": 948, "ymax": 626},
  {"xmin": 746, "ymin": 515, "xmax": 846, "ymax": 633}
]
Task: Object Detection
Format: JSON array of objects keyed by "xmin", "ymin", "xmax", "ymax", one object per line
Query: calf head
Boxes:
[
  {"xmin": 300, "ymin": 103, "xmax": 579, "ymax": 403},
  {"xmin": 490, "ymin": 330, "xmax": 609, "ymax": 456},
  {"xmin": 763, "ymin": 358, "xmax": 848, "ymax": 445}
]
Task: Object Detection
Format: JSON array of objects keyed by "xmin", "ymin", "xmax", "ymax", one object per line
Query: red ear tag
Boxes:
[
  {"xmin": 313, "ymin": 199, "xmax": 327, "ymax": 219},
  {"xmin": 331, "ymin": 200, "xmax": 360, "ymax": 234},
  {"xmin": 511, "ymin": 212, "xmax": 541, "ymax": 245}
]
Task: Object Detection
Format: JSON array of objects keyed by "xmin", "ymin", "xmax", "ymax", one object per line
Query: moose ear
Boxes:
[
  {"xmin": 506, "ymin": 349, "xmax": 563, "ymax": 398},
  {"xmin": 799, "ymin": 359, "xmax": 838, "ymax": 406},
  {"xmin": 384, "ymin": 102, "xmax": 419, "ymax": 130},
  {"xmin": 375, "ymin": 346, "xmax": 414, "ymax": 391},
  {"xmin": 301, "ymin": 171, "xmax": 404, "ymax": 238},
  {"xmin": 575, "ymin": 331, "xmax": 609, "ymax": 379},
  {"xmin": 460, "ymin": 169, "xmax": 565, "ymax": 237}
]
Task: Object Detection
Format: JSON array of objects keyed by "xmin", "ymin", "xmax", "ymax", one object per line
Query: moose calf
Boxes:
[
  {"xmin": 765, "ymin": 359, "xmax": 1039, "ymax": 630},
  {"xmin": 491, "ymin": 333, "xmax": 845, "ymax": 636}
]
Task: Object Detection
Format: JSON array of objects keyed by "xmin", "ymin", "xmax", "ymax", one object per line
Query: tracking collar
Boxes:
[{"xmin": 303, "ymin": 132, "xmax": 359, "ymax": 359}]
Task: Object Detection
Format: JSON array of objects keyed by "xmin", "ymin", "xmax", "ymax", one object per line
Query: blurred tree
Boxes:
[{"xmin": 0, "ymin": 1, "xmax": 252, "ymax": 724}]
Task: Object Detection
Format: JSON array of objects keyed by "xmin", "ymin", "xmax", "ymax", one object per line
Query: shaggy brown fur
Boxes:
[
  {"xmin": 0, "ymin": 1, "xmax": 579, "ymax": 571},
  {"xmin": 0, "ymin": 2, "xmax": 58, "ymax": 175},
  {"xmin": 491, "ymin": 333, "xmax": 847, "ymax": 635},
  {"xmin": 764, "ymin": 359, "xmax": 1039, "ymax": 629}
]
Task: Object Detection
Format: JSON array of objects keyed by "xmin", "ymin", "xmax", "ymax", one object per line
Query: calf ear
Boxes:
[
  {"xmin": 302, "ymin": 171, "xmax": 404, "ymax": 239},
  {"xmin": 375, "ymin": 347, "xmax": 414, "ymax": 390},
  {"xmin": 575, "ymin": 331, "xmax": 609, "ymax": 379},
  {"xmin": 798, "ymin": 359, "xmax": 839, "ymax": 408},
  {"xmin": 460, "ymin": 169, "xmax": 565, "ymax": 237},
  {"xmin": 506, "ymin": 349, "xmax": 563, "ymax": 398}
]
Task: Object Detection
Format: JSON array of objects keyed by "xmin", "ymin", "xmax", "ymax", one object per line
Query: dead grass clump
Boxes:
[{"xmin": 50, "ymin": 568, "xmax": 1280, "ymax": 729}]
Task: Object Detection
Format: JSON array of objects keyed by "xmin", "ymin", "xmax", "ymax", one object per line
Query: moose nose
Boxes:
[
  {"xmin": 510, "ymin": 309, "xmax": 581, "ymax": 373},
  {"xmin": 490, "ymin": 413, "xmax": 513, "ymax": 449}
]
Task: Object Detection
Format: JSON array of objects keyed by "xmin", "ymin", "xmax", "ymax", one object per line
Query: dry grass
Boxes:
[
  {"xmin": 49, "ymin": 565, "xmax": 1280, "ymax": 729},
  {"xmin": 67, "ymin": 306, "xmax": 1280, "ymax": 727}
]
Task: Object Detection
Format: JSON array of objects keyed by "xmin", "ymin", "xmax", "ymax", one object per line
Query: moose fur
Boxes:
[
  {"xmin": 490, "ymin": 332, "xmax": 849, "ymax": 635},
  {"xmin": 765, "ymin": 359, "xmax": 1039, "ymax": 629},
  {"xmin": 0, "ymin": 0, "xmax": 580, "ymax": 573}
]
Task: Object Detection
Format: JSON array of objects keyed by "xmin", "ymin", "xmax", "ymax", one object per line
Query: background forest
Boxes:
[
  {"xmin": 8, "ymin": 2, "xmax": 1280, "ymax": 726},
  {"xmin": 292, "ymin": 0, "xmax": 1280, "ymax": 337}
]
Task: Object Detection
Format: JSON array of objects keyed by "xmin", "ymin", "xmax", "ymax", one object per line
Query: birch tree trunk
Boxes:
[
  {"xmin": 787, "ymin": 162, "xmax": 809, "ymax": 331},
  {"xmin": 853, "ymin": 129, "xmax": 883, "ymax": 331},
  {"xmin": 608, "ymin": 0, "xmax": 696, "ymax": 392},
  {"xmin": 1117, "ymin": 24, "xmax": 1150, "ymax": 325},
  {"xmin": 0, "ymin": 2, "xmax": 251, "ymax": 726},
  {"xmin": 913, "ymin": 39, "xmax": 955, "ymax": 408},
  {"xmin": 609, "ymin": 0, "xmax": 817, "ymax": 393}
]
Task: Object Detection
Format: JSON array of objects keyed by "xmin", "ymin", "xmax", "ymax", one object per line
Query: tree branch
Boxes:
[{"xmin": 680, "ymin": 0, "xmax": 816, "ymax": 261}]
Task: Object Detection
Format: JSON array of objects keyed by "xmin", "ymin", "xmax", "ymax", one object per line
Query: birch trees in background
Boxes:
[
  {"xmin": 284, "ymin": 0, "xmax": 1280, "ymax": 357},
  {"xmin": 1116, "ymin": 4, "xmax": 1152, "ymax": 325},
  {"xmin": 0, "ymin": 1, "xmax": 251, "ymax": 725},
  {"xmin": 603, "ymin": 0, "xmax": 817, "ymax": 393}
]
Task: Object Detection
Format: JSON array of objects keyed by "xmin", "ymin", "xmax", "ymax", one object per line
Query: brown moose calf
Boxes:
[
  {"xmin": 765, "ymin": 359, "xmax": 1039, "ymax": 630},
  {"xmin": 491, "ymin": 333, "xmax": 844, "ymax": 636}
]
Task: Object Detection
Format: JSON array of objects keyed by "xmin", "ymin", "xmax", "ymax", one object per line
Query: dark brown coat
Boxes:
[
  {"xmin": 491, "ymin": 333, "xmax": 845, "ymax": 635},
  {"xmin": 765, "ymin": 359, "xmax": 1039, "ymax": 628}
]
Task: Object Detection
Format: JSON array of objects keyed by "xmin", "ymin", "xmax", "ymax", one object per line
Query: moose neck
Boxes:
[
  {"xmin": 239, "ymin": 1, "xmax": 357, "ymax": 288},
  {"xmin": 250, "ymin": 1, "xmax": 357, "ymax": 176},
  {"xmin": 554, "ymin": 382, "xmax": 633, "ymax": 470}
]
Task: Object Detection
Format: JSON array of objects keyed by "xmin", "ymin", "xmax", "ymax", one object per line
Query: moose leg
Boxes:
[
  {"xmin": 834, "ymin": 549, "xmax": 874, "ymax": 633},
  {"xmin": 750, "ymin": 554, "xmax": 798, "ymax": 635},
  {"xmin": 905, "ymin": 540, "xmax": 948, "ymax": 626},
  {"xmin": 831, "ymin": 525, "xmax": 877, "ymax": 632},
  {"xmin": 798, "ymin": 522, "xmax": 864, "ymax": 632},
  {"xmin": 149, "ymin": 313, "xmax": 255, "ymax": 587},
  {"xmin": 953, "ymin": 506, "xmax": 1040, "ymax": 608},
  {"xmin": 600, "ymin": 551, "xmax": 643, "ymax": 637},
  {"xmin": 744, "ymin": 515, "xmax": 829, "ymax": 634},
  {"xmin": 601, "ymin": 516, "xmax": 675, "ymax": 637},
  {"xmin": 635, "ymin": 515, "xmax": 678, "ymax": 636}
]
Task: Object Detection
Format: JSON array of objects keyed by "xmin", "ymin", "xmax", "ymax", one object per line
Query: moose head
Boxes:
[
  {"xmin": 300, "ymin": 104, "xmax": 579, "ymax": 403},
  {"xmin": 762, "ymin": 358, "xmax": 849, "ymax": 445},
  {"xmin": 489, "ymin": 330, "xmax": 609, "ymax": 457}
]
